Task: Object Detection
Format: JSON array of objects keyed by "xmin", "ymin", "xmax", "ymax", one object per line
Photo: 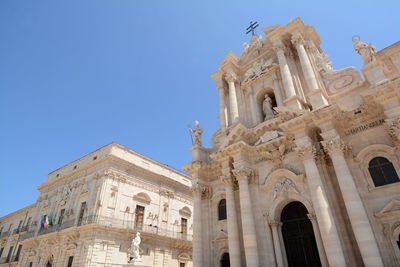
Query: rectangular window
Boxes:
[
  {"xmin": 180, "ymin": 263, "xmax": 185, "ymax": 267},
  {"xmin": 67, "ymin": 256, "xmax": 74, "ymax": 267},
  {"xmin": 0, "ymin": 247, "xmax": 3, "ymax": 257},
  {"xmin": 181, "ymin": 218, "xmax": 187, "ymax": 236},
  {"xmin": 15, "ymin": 245, "xmax": 22, "ymax": 261},
  {"xmin": 134, "ymin": 205, "xmax": 145, "ymax": 230},
  {"xmin": 6, "ymin": 246, "xmax": 13, "ymax": 262},
  {"xmin": 58, "ymin": 209, "xmax": 65, "ymax": 225},
  {"xmin": 29, "ymin": 263, "xmax": 32, "ymax": 267},
  {"xmin": 17, "ymin": 220, "xmax": 23, "ymax": 233},
  {"xmin": 77, "ymin": 202, "xmax": 86, "ymax": 226}
]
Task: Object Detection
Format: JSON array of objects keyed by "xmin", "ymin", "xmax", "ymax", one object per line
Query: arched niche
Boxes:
[{"xmin": 256, "ymin": 87, "xmax": 277, "ymax": 123}]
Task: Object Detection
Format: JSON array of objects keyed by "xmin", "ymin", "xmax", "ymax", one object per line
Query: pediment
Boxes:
[
  {"xmin": 375, "ymin": 199, "xmax": 400, "ymax": 218},
  {"xmin": 212, "ymin": 230, "xmax": 228, "ymax": 243}
]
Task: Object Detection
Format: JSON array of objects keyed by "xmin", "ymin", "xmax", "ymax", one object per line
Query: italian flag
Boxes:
[{"xmin": 44, "ymin": 215, "xmax": 49, "ymax": 229}]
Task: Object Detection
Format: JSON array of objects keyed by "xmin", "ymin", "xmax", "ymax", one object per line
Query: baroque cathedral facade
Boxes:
[{"xmin": 183, "ymin": 18, "xmax": 400, "ymax": 267}]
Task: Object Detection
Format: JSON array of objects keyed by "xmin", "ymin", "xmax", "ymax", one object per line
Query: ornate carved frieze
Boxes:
[
  {"xmin": 272, "ymin": 177, "xmax": 300, "ymax": 200},
  {"xmin": 242, "ymin": 58, "xmax": 278, "ymax": 86}
]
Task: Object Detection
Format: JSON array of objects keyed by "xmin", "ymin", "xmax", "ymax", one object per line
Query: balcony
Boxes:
[
  {"xmin": 0, "ymin": 231, "xmax": 10, "ymax": 238},
  {"xmin": 21, "ymin": 215, "xmax": 192, "ymax": 242}
]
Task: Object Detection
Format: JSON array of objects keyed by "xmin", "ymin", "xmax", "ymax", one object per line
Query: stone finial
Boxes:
[
  {"xmin": 225, "ymin": 70, "xmax": 237, "ymax": 83},
  {"xmin": 242, "ymin": 42, "xmax": 250, "ymax": 54},
  {"xmin": 352, "ymin": 36, "xmax": 376, "ymax": 66}
]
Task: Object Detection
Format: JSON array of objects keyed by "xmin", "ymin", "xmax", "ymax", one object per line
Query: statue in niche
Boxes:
[
  {"xmin": 262, "ymin": 94, "xmax": 277, "ymax": 121},
  {"xmin": 189, "ymin": 121, "xmax": 203, "ymax": 146},
  {"xmin": 128, "ymin": 232, "xmax": 142, "ymax": 263},
  {"xmin": 353, "ymin": 36, "xmax": 376, "ymax": 65}
]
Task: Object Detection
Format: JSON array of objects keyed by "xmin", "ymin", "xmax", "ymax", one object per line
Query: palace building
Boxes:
[
  {"xmin": 0, "ymin": 143, "xmax": 193, "ymax": 267},
  {"xmin": 183, "ymin": 18, "xmax": 400, "ymax": 267}
]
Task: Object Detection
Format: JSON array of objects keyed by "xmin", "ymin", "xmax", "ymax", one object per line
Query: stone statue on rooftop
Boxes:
[
  {"xmin": 353, "ymin": 36, "xmax": 376, "ymax": 65},
  {"xmin": 190, "ymin": 121, "xmax": 203, "ymax": 146}
]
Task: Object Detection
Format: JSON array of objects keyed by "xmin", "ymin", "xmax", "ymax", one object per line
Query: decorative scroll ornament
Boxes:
[
  {"xmin": 386, "ymin": 117, "xmax": 400, "ymax": 145},
  {"xmin": 273, "ymin": 177, "xmax": 300, "ymax": 200},
  {"xmin": 243, "ymin": 58, "xmax": 276, "ymax": 83}
]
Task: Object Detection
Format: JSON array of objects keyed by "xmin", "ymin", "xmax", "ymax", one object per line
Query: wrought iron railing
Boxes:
[{"xmin": 20, "ymin": 215, "xmax": 192, "ymax": 242}]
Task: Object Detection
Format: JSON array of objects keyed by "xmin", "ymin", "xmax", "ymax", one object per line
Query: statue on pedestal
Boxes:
[
  {"xmin": 189, "ymin": 121, "xmax": 203, "ymax": 146},
  {"xmin": 262, "ymin": 94, "xmax": 276, "ymax": 121},
  {"xmin": 127, "ymin": 232, "xmax": 142, "ymax": 263},
  {"xmin": 353, "ymin": 36, "xmax": 376, "ymax": 65}
]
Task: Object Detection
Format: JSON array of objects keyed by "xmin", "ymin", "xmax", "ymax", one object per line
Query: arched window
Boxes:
[
  {"xmin": 368, "ymin": 157, "xmax": 400, "ymax": 187},
  {"xmin": 218, "ymin": 199, "xmax": 227, "ymax": 221},
  {"xmin": 220, "ymin": 252, "xmax": 230, "ymax": 267}
]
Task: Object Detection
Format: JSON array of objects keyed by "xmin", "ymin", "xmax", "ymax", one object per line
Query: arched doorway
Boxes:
[
  {"xmin": 220, "ymin": 252, "xmax": 230, "ymax": 267},
  {"xmin": 281, "ymin": 201, "xmax": 321, "ymax": 267}
]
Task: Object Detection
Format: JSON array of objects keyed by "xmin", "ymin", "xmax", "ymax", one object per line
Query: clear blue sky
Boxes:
[{"xmin": 1, "ymin": 0, "xmax": 399, "ymax": 217}]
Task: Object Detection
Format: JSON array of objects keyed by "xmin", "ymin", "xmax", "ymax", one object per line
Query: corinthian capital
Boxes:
[
  {"xmin": 321, "ymin": 138, "xmax": 351, "ymax": 157},
  {"xmin": 191, "ymin": 182, "xmax": 209, "ymax": 199},
  {"xmin": 232, "ymin": 167, "xmax": 254, "ymax": 183},
  {"xmin": 225, "ymin": 70, "xmax": 237, "ymax": 83},
  {"xmin": 296, "ymin": 143, "xmax": 317, "ymax": 161},
  {"xmin": 291, "ymin": 32, "xmax": 305, "ymax": 47},
  {"xmin": 273, "ymin": 39, "xmax": 286, "ymax": 53}
]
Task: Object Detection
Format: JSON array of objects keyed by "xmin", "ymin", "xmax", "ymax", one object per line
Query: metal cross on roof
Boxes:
[{"xmin": 246, "ymin": 21, "xmax": 259, "ymax": 36}]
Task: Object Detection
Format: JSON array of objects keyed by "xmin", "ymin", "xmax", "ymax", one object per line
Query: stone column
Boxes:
[
  {"xmin": 298, "ymin": 143, "xmax": 346, "ymax": 267},
  {"xmin": 225, "ymin": 70, "xmax": 239, "ymax": 124},
  {"xmin": 273, "ymin": 39, "xmax": 302, "ymax": 109},
  {"xmin": 307, "ymin": 214, "xmax": 329, "ymax": 267},
  {"xmin": 221, "ymin": 175, "xmax": 241, "ymax": 267},
  {"xmin": 272, "ymin": 73, "xmax": 284, "ymax": 107},
  {"xmin": 248, "ymin": 87, "xmax": 260, "ymax": 125},
  {"xmin": 270, "ymin": 221, "xmax": 284, "ymax": 267},
  {"xmin": 233, "ymin": 167, "xmax": 259, "ymax": 267},
  {"xmin": 323, "ymin": 138, "xmax": 384, "ymax": 267},
  {"xmin": 291, "ymin": 32, "xmax": 328, "ymax": 109},
  {"xmin": 217, "ymin": 84, "xmax": 228, "ymax": 131},
  {"xmin": 191, "ymin": 183, "xmax": 205, "ymax": 267}
]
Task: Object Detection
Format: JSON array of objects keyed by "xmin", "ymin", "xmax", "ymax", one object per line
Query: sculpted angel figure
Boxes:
[
  {"xmin": 353, "ymin": 36, "xmax": 376, "ymax": 65},
  {"xmin": 262, "ymin": 94, "xmax": 276, "ymax": 121},
  {"xmin": 189, "ymin": 121, "xmax": 203, "ymax": 146}
]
